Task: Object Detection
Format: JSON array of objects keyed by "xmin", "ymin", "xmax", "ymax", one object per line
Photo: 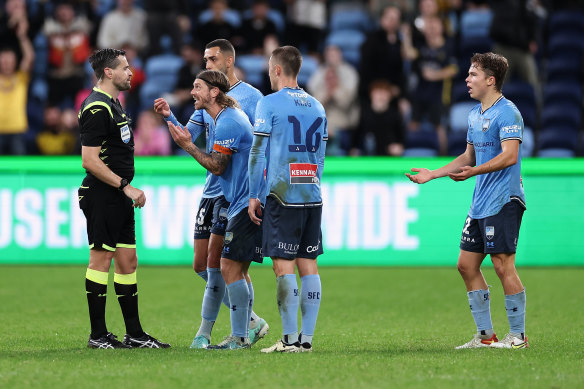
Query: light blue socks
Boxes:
[
  {"xmin": 467, "ymin": 289, "xmax": 494, "ymax": 335},
  {"xmin": 196, "ymin": 267, "xmax": 225, "ymax": 338},
  {"xmin": 277, "ymin": 274, "xmax": 299, "ymax": 344},
  {"xmin": 226, "ymin": 279, "xmax": 250, "ymax": 338},
  {"xmin": 505, "ymin": 290, "xmax": 526, "ymax": 334},
  {"xmin": 300, "ymin": 274, "xmax": 321, "ymax": 345}
]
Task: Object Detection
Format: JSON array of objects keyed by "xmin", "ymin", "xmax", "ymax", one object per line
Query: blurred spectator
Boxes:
[
  {"xmin": 489, "ymin": 0, "xmax": 541, "ymax": 96},
  {"xmin": 0, "ymin": 0, "xmax": 45, "ymax": 57},
  {"xmin": 133, "ymin": 110, "xmax": 172, "ymax": 156},
  {"xmin": 359, "ymin": 6, "xmax": 407, "ymax": 101},
  {"xmin": 143, "ymin": 0, "xmax": 190, "ymax": 56},
  {"xmin": 36, "ymin": 106, "xmax": 78, "ymax": 155},
  {"xmin": 285, "ymin": 0, "xmax": 327, "ymax": 56},
  {"xmin": 0, "ymin": 24, "xmax": 33, "ymax": 155},
  {"xmin": 165, "ymin": 42, "xmax": 203, "ymax": 123},
  {"xmin": 410, "ymin": 0, "xmax": 448, "ymax": 49},
  {"xmin": 75, "ymin": 74, "xmax": 126, "ymax": 113},
  {"xmin": 42, "ymin": 1, "xmax": 91, "ymax": 108},
  {"xmin": 194, "ymin": 0, "xmax": 237, "ymax": 51},
  {"xmin": 120, "ymin": 43, "xmax": 145, "ymax": 120},
  {"xmin": 307, "ymin": 44, "xmax": 359, "ymax": 155},
  {"xmin": 237, "ymin": 0, "xmax": 278, "ymax": 55},
  {"xmin": 353, "ymin": 80, "xmax": 405, "ymax": 156},
  {"xmin": 97, "ymin": 0, "xmax": 148, "ymax": 54},
  {"xmin": 404, "ymin": 16, "xmax": 457, "ymax": 155}
]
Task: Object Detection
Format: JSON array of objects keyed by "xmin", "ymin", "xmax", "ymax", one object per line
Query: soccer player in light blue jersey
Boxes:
[
  {"xmin": 167, "ymin": 70, "xmax": 263, "ymax": 350},
  {"xmin": 153, "ymin": 39, "xmax": 268, "ymax": 349},
  {"xmin": 406, "ymin": 52, "xmax": 528, "ymax": 349},
  {"xmin": 249, "ymin": 46, "xmax": 328, "ymax": 353}
]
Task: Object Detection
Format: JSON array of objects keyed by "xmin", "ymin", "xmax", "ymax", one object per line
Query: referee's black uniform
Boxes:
[{"xmin": 78, "ymin": 87, "xmax": 136, "ymax": 252}]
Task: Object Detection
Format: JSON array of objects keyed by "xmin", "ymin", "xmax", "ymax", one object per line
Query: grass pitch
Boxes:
[{"xmin": 0, "ymin": 266, "xmax": 582, "ymax": 389}]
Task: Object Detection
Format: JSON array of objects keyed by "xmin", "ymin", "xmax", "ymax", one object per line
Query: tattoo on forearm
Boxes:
[{"xmin": 184, "ymin": 143, "xmax": 230, "ymax": 175}]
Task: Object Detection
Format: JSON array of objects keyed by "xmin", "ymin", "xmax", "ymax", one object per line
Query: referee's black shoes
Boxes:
[
  {"xmin": 87, "ymin": 332, "xmax": 131, "ymax": 349},
  {"xmin": 122, "ymin": 332, "xmax": 171, "ymax": 348}
]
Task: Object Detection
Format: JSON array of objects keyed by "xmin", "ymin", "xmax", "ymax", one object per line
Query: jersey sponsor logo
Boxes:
[
  {"xmin": 485, "ymin": 226, "xmax": 495, "ymax": 240},
  {"xmin": 254, "ymin": 118, "xmax": 265, "ymax": 127},
  {"xmin": 289, "ymin": 163, "xmax": 318, "ymax": 184},
  {"xmin": 278, "ymin": 241, "xmax": 299, "ymax": 255},
  {"xmin": 286, "ymin": 91, "xmax": 308, "ymax": 98},
  {"xmin": 502, "ymin": 125, "xmax": 521, "ymax": 134},
  {"xmin": 306, "ymin": 240, "xmax": 320, "ymax": 253},
  {"xmin": 482, "ymin": 118, "xmax": 490, "ymax": 132},
  {"xmin": 90, "ymin": 109, "xmax": 101, "ymax": 114},
  {"xmin": 120, "ymin": 124, "xmax": 131, "ymax": 144}
]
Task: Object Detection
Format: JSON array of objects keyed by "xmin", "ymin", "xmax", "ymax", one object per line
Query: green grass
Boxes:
[{"xmin": 0, "ymin": 266, "xmax": 582, "ymax": 389}]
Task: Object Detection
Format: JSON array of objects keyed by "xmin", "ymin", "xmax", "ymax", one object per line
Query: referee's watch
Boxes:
[{"xmin": 118, "ymin": 178, "xmax": 129, "ymax": 191}]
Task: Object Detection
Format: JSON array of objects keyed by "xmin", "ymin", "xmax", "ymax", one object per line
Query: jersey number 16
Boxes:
[{"xmin": 287, "ymin": 115, "xmax": 323, "ymax": 153}]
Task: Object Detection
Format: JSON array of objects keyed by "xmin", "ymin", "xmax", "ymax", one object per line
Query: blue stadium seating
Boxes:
[
  {"xmin": 297, "ymin": 55, "xmax": 319, "ymax": 87},
  {"xmin": 541, "ymin": 102, "xmax": 581, "ymax": 130},
  {"xmin": 537, "ymin": 126, "xmax": 580, "ymax": 153},
  {"xmin": 460, "ymin": 9, "xmax": 493, "ymax": 39},
  {"xmin": 236, "ymin": 54, "xmax": 267, "ymax": 89},
  {"xmin": 451, "ymin": 82, "xmax": 473, "ymax": 103},
  {"xmin": 449, "ymin": 102, "xmax": 476, "ymax": 132},
  {"xmin": 522, "ymin": 126, "xmax": 535, "ymax": 157},
  {"xmin": 447, "ymin": 131, "xmax": 468, "ymax": 156},
  {"xmin": 537, "ymin": 148, "xmax": 576, "ymax": 158},
  {"xmin": 543, "ymin": 81, "xmax": 583, "ymax": 107},
  {"xmin": 329, "ymin": 8, "xmax": 371, "ymax": 32},
  {"xmin": 548, "ymin": 11, "xmax": 584, "ymax": 35},
  {"xmin": 325, "ymin": 29, "xmax": 366, "ymax": 68},
  {"xmin": 404, "ymin": 128, "xmax": 439, "ymax": 156},
  {"xmin": 140, "ymin": 54, "xmax": 184, "ymax": 109}
]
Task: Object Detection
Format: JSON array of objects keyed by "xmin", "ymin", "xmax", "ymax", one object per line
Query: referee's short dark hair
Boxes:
[
  {"xmin": 205, "ymin": 39, "xmax": 235, "ymax": 59},
  {"xmin": 271, "ymin": 46, "xmax": 302, "ymax": 78},
  {"xmin": 89, "ymin": 48, "xmax": 126, "ymax": 81}
]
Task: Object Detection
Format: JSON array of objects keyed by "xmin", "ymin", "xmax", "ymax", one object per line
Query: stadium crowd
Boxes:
[{"xmin": 0, "ymin": 0, "xmax": 582, "ymax": 157}]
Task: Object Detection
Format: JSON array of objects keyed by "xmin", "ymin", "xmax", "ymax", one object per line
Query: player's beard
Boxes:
[{"xmin": 114, "ymin": 77, "xmax": 131, "ymax": 92}]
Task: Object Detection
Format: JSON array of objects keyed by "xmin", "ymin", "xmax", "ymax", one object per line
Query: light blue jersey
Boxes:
[
  {"xmin": 212, "ymin": 106, "xmax": 255, "ymax": 219},
  {"xmin": 166, "ymin": 81, "xmax": 263, "ymax": 199},
  {"xmin": 466, "ymin": 96, "xmax": 526, "ymax": 219},
  {"xmin": 249, "ymin": 87, "xmax": 328, "ymax": 207}
]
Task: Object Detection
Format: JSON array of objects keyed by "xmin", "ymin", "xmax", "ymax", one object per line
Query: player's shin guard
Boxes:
[
  {"xmin": 86, "ymin": 268, "xmax": 109, "ymax": 338},
  {"xmin": 277, "ymin": 274, "xmax": 299, "ymax": 344},
  {"xmin": 114, "ymin": 272, "xmax": 144, "ymax": 338},
  {"xmin": 468, "ymin": 289, "xmax": 494, "ymax": 334},
  {"xmin": 505, "ymin": 289, "xmax": 526, "ymax": 334},
  {"xmin": 300, "ymin": 274, "xmax": 321, "ymax": 345},
  {"xmin": 226, "ymin": 279, "xmax": 249, "ymax": 338}
]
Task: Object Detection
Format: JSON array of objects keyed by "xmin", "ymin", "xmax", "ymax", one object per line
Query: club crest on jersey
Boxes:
[
  {"xmin": 224, "ymin": 232, "xmax": 233, "ymax": 244},
  {"xmin": 289, "ymin": 163, "xmax": 318, "ymax": 184},
  {"xmin": 120, "ymin": 124, "xmax": 131, "ymax": 143},
  {"xmin": 482, "ymin": 119, "xmax": 490, "ymax": 132},
  {"xmin": 485, "ymin": 226, "xmax": 495, "ymax": 240}
]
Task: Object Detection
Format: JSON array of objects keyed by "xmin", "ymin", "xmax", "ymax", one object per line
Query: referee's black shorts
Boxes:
[{"xmin": 78, "ymin": 176, "xmax": 136, "ymax": 252}]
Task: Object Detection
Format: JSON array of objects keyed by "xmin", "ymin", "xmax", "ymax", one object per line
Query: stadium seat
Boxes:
[
  {"xmin": 405, "ymin": 128, "xmax": 439, "ymax": 156},
  {"xmin": 537, "ymin": 148, "xmax": 576, "ymax": 158},
  {"xmin": 541, "ymin": 102, "xmax": 581, "ymax": 130},
  {"xmin": 458, "ymin": 36, "xmax": 492, "ymax": 60},
  {"xmin": 548, "ymin": 11, "xmax": 584, "ymax": 36},
  {"xmin": 451, "ymin": 82, "xmax": 473, "ymax": 103},
  {"xmin": 236, "ymin": 54, "xmax": 267, "ymax": 89},
  {"xmin": 198, "ymin": 8, "xmax": 242, "ymax": 28},
  {"xmin": 140, "ymin": 54, "xmax": 184, "ymax": 109},
  {"xmin": 548, "ymin": 33, "xmax": 584, "ymax": 57},
  {"xmin": 325, "ymin": 29, "xmax": 366, "ymax": 68},
  {"xmin": 449, "ymin": 102, "xmax": 476, "ymax": 132},
  {"xmin": 522, "ymin": 126, "xmax": 535, "ymax": 157},
  {"xmin": 460, "ymin": 9, "xmax": 493, "ymax": 39},
  {"xmin": 546, "ymin": 56, "xmax": 583, "ymax": 82},
  {"xmin": 297, "ymin": 55, "xmax": 319, "ymax": 87},
  {"xmin": 329, "ymin": 8, "xmax": 371, "ymax": 32},
  {"xmin": 447, "ymin": 131, "xmax": 468, "ymax": 156},
  {"xmin": 543, "ymin": 81, "xmax": 583, "ymax": 107},
  {"xmin": 537, "ymin": 126, "xmax": 580, "ymax": 153},
  {"xmin": 503, "ymin": 80, "xmax": 536, "ymax": 108}
]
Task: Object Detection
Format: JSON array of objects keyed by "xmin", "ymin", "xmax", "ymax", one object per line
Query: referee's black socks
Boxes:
[
  {"xmin": 85, "ymin": 268, "xmax": 109, "ymax": 339},
  {"xmin": 114, "ymin": 272, "xmax": 145, "ymax": 338}
]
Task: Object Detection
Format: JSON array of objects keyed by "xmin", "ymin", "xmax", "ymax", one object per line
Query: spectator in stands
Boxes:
[
  {"xmin": 36, "ymin": 106, "xmax": 78, "ymax": 155},
  {"xmin": 143, "ymin": 0, "xmax": 190, "ymax": 56},
  {"xmin": 285, "ymin": 0, "xmax": 326, "ymax": 57},
  {"xmin": 0, "ymin": 21, "xmax": 33, "ymax": 155},
  {"xmin": 194, "ymin": 0, "xmax": 237, "ymax": 51},
  {"xmin": 97, "ymin": 0, "xmax": 148, "ymax": 55},
  {"xmin": 403, "ymin": 15, "xmax": 457, "ymax": 155},
  {"xmin": 307, "ymin": 44, "xmax": 359, "ymax": 155},
  {"xmin": 133, "ymin": 110, "xmax": 172, "ymax": 156},
  {"xmin": 489, "ymin": 0, "xmax": 541, "ymax": 98},
  {"xmin": 0, "ymin": 0, "xmax": 45, "ymax": 57},
  {"xmin": 236, "ymin": 0, "xmax": 278, "ymax": 55},
  {"xmin": 359, "ymin": 5, "xmax": 407, "ymax": 102},
  {"xmin": 353, "ymin": 79, "xmax": 405, "ymax": 156},
  {"xmin": 42, "ymin": 1, "xmax": 91, "ymax": 108}
]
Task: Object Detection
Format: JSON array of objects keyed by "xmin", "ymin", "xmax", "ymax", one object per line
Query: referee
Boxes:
[{"xmin": 78, "ymin": 48, "xmax": 169, "ymax": 349}]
